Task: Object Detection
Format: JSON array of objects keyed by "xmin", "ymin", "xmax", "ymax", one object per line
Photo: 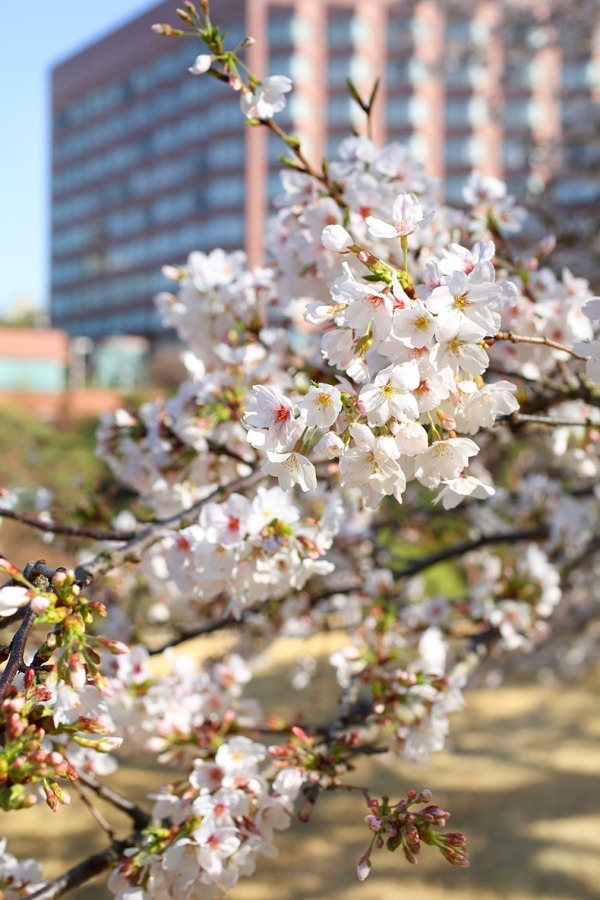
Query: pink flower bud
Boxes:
[
  {"xmin": 96, "ymin": 636, "xmax": 130, "ymax": 655},
  {"xmin": 68, "ymin": 653, "xmax": 86, "ymax": 690},
  {"xmin": 357, "ymin": 857, "xmax": 371, "ymax": 881},
  {"xmin": 31, "ymin": 595, "xmax": 50, "ymax": 613}
]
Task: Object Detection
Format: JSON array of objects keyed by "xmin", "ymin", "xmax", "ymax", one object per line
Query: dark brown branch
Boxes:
[
  {"xmin": 26, "ymin": 839, "xmax": 132, "ymax": 900},
  {"xmin": 0, "ymin": 607, "xmax": 36, "ymax": 700},
  {"xmin": 148, "ymin": 613, "xmax": 239, "ymax": 655},
  {"xmin": 0, "ymin": 507, "xmax": 138, "ymax": 542},
  {"xmin": 80, "ymin": 469, "xmax": 267, "ymax": 582},
  {"xmin": 390, "ymin": 526, "xmax": 549, "ymax": 580}
]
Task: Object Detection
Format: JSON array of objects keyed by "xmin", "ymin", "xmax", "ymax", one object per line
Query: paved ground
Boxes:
[{"xmin": 6, "ymin": 638, "xmax": 600, "ymax": 900}]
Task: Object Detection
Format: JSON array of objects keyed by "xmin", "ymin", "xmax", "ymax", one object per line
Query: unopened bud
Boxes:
[
  {"xmin": 96, "ymin": 636, "xmax": 130, "ymax": 655},
  {"xmin": 68, "ymin": 652, "xmax": 86, "ymax": 690},
  {"xmin": 151, "ymin": 23, "xmax": 183, "ymax": 36},
  {"xmin": 188, "ymin": 53, "xmax": 213, "ymax": 75},
  {"xmin": 31, "ymin": 595, "xmax": 51, "ymax": 613},
  {"xmin": 176, "ymin": 8, "xmax": 195, "ymax": 25},
  {"xmin": 52, "ymin": 570, "xmax": 68, "ymax": 589},
  {"xmin": 357, "ymin": 856, "xmax": 371, "ymax": 881}
]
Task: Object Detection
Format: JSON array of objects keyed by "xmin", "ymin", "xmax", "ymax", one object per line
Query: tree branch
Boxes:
[
  {"xmin": 391, "ymin": 526, "xmax": 549, "ymax": 579},
  {"xmin": 0, "ymin": 507, "xmax": 138, "ymax": 542},
  {"xmin": 0, "ymin": 606, "xmax": 36, "ymax": 700},
  {"xmin": 77, "ymin": 772, "xmax": 151, "ymax": 830},
  {"xmin": 492, "ymin": 330, "xmax": 589, "ymax": 360},
  {"xmin": 26, "ymin": 839, "xmax": 133, "ymax": 900},
  {"xmin": 498, "ymin": 412, "xmax": 600, "ymax": 428},
  {"xmin": 79, "ymin": 469, "xmax": 267, "ymax": 581}
]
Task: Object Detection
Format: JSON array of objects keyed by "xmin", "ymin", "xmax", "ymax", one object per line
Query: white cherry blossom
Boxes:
[
  {"xmin": 365, "ymin": 191, "xmax": 435, "ymax": 239},
  {"xmin": 241, "ymin": 75, "xmax": 293, "ymax": 119},
  {"xmin": 359, "ymin": 362, "xmax": 420, "ymax": 425},
  {"xmin": 263, "ymin": 451, "xmax": 317, "ymax": 492},
  {"xmin": 426, "ymin": 270, "xmax": 503, "ymax": 336},
  {"xmin": 297, "ymin": 383, "xmax": 342, "ymax": 428},
  {"xmin": 432, "ymin": 320, "xmax": 490, "ymax": 375},
  {"xmin": 413, "ymin": 438, "xmax": 480, "ymax": 488}
]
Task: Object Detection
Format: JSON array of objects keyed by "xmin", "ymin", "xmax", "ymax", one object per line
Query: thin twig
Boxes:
[
  {"xmin": 498, "ymin": 412, "xmax": 599, "ymax": 428},
  {"xmin": 492, "ymin": 330, "xmax": 589, "ymax": 360},
  {"xmin": 73, "ymin": 780, "xmax": 117, "ymax": 841},
  {"xmin": 77, "ymin": 772, "xmax": 151, "ymax": 830}
]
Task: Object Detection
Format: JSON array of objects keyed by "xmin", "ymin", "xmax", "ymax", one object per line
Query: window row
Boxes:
[
  {"xmin": 52, "ymin": 271, "xmax": 166, "ymax": 316},
  {"xmin": 54, "ymin": 188, "xmax": 215, "ymax": 254},
  {"xmin": 54, "ymin": 101, "xmax": 242, "ymax": 193},
  {"xmin": 61, "ymin": 305, "xmax": 163, "ymax": 339},
  {"xmin": 53, "ymin": 138, "xmax": 247, "ymax": 226},
  {"xmin": 54, "ymin": 76, "xmax": 220, "ymax": 163},
  {"xmin": 52, "ymin": 216, "xmax": 245, "ymax": 285},
  {"xmin": 55, "ymin": 29, "xmax": 244, "ymax": 131}
]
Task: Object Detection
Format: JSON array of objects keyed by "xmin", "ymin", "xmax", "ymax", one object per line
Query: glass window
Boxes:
[
  {"xmin": 328, "ymin": 55, "xmax": 352, "ymax": 87},
  {"xmin": 268, "ymin": 15, "xmax": 293, "ymax": 45},
  {"xmin": 385, "ymin": 15, "xmax": 413, "ymax": 52},
  {"xmin": 502, "ymin": 138, "xmax": 528, "ymax": 170},
  {"xmin": 553, "ymin": 177, "xmax": 600, "ymax": 205},
  {"xmin": 562, "ymin": 62, "xmax": 590, "ymax": 90},
  {"xmin": 0, "ymin": 360, "xmax": 66, "ymax": 392},
  {"xmin": 445, "ymin": 174, "xmax": 468, "ymax": 205},
  {"xmin": 445, "ymin": 136, "xmax": 475, "ymax": 166},
  {"xmin": 386, "ymin": 57, "xmax": 412, "ymax": 89},
  {"xmin": 503, "ymin": 97, "xmax": 529, "ymax": 127},
  {"xmin": 268, "ymin": 53, "xmax": 292, "ymax": 77},
  {"xmin": 328, "ymin": 14, "xmax": 353, "ymax": 48},
  {"xmin": 445, "ymin": 19, "xmax": 472, "ymax": 42},
  {"xmin": 327, "ymin": 95, "xmax": 352, "ymax": 125}
]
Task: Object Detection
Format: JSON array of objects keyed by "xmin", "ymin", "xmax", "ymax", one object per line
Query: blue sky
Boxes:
[{"xmin": 0, "ymin": 0, "xmax": 159, "ymax": 315}]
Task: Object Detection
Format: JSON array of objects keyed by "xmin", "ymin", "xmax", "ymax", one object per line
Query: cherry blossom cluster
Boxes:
[
  {"xmin": 108, "ymin": 737, "xmax": 304, "ymax": 899},
  {"xmin": 137, "ymin": 485, "xmax": 340, "ymax": 623},
  {"xmin": 0, "ymin": 563, "xmax": 128, "ymax": 810},
  {"xmin": 97, "ymin": 250, "xmax": 282, "ymax": 517},
  {"xmin": 330, "ymin": 619, "xmax": 465, "ymax": 764},
  {"xmin": 103, "ymin": 648, "xmax": 261, "ymax": 760}
]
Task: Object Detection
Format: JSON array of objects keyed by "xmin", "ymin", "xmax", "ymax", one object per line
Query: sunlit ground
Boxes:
[{"xmin": 5, "ymin": 633, "xmax": 600, "ymax": 900}]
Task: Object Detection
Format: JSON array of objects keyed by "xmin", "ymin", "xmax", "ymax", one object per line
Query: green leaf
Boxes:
[
  {"xmin": 346, "ymin": 77, "xmax": 368, "ymax": 111},
  {"xmin": 368, "ymin": 77, "xmax": 381, "ymax": 110}
]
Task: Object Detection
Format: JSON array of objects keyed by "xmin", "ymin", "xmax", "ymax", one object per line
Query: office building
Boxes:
[{"xmin": 50, "ymin": 0, "xmax": 600, "ymax": 341}]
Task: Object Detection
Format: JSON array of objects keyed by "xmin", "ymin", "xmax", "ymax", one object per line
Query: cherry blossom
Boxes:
[
  {"xmin": 365, "ymin": 191, "xmax": 435, "ymax": 239},
  {"xmin": 241, "ymin": 75, "xmax": 293, "ymax": 119}
]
